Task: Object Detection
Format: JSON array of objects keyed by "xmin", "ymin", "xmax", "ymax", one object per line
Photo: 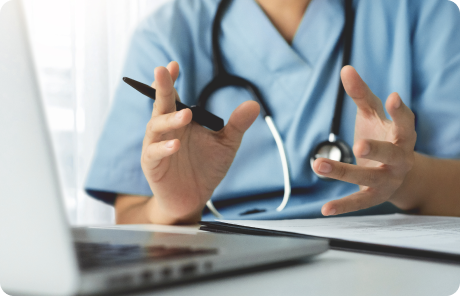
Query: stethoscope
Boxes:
[{"xmin": 199, "ymin": 0, "xmax": 355, "ymax": 219}]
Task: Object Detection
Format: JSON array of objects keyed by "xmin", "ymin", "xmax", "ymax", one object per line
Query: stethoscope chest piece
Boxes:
[{"xmin": 310, "ymin": 134, "xmax": 353, "ymax": 180}]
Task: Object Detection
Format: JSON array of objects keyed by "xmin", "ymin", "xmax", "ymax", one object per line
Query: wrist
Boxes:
[
  {"xmin": 145, "ymin": 196, "xmax": 203, "ymax": 225},
  {"xmin": 389, "ymin": 152, "xmax": 432, "ymax": 212}
]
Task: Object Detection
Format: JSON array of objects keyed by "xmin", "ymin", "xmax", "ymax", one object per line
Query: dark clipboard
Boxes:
[{"xmin": 200, "ymin": 221, "xmax": 460, "ymax": 264}]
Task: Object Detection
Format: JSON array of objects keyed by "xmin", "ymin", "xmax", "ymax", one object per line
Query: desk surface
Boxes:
[{"xmin": 106, "ymin": 224, "xmax": 460, "ymax": 296}]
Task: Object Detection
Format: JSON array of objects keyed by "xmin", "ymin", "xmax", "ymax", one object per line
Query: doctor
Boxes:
[{"xmin": 85, "ymin": 0, "xmax": 460, "ymax": 224}]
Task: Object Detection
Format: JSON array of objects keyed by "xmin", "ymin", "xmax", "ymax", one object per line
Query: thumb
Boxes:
[{"xmin": 222, "ymin": 100, "xmax": 260, "ymax": 145}]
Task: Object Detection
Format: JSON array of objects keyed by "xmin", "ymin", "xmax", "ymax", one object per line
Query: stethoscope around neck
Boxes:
[{"xmin": 199, "ymin": 0, "xmax": 355, "ymax": 219}]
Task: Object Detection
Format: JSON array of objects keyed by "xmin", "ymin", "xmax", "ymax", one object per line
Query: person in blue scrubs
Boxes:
[{"xmin": 85, "ymin": 0, "xmax": 460, "ymax": 224}]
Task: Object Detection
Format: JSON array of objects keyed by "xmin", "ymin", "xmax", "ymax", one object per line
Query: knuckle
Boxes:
[
  {"xmin": 141, "ymin": 151, "xmax": 151, "ymax": 163},
  {"xmin": 150, "ymin": 121, "xmax": 160, "ymax": 134},
  {"xmin": 167, "ymin": 112, "xmax": 178, "ymax": 126},
  {"xmin": 385, "ymin": 174, "xmax": 399, "ymax": 188},
  {"xmin": 146, "ymin": 121, "xmax": 155, "ymax": 134},
  {"xmin": 388, "ymin": 146, "xmax": 400, "ymax": 163},
  {"xmin": 153, "ymin": 101, "xmax": 160, "ymax": 111},
  {"xmin": 366, "ymin": 141, "xmax": 376, "ymax": 156},
  {"xmin": 335, "ymin": 164, "xmax": 347, "ymax": 180},
  {"xmin": 371, "ymin": 141, "xmax": 380, "ymax": 155},
  {"xmin": 142, "ymin": 147, "xmax": 155, "ymax": 162},
  {"xmin": 408, "ymin": 110, "xmax": 415, "ymax": 123},
  {"xmin": 142, "ymin": 143, "xmax": 163, "ymax": 164},
  {"xmin": 160, "ymin": 87, "xmax": 175, "ymax": 99},
  {"xmin": 354, "ymin": 198, "xmax": 368, "ymax": 211},
  {"xmin": 346, "ymin": 197, "xmax": 366, "ymax": 213},
  {"xmin": 364, "ymin": 170, "xmax": 379, "ymax": 186},
  {"xmin": 147, "ymin": 116, "xmax": 173, "ymax": 135},
  {"xmin": 403, "ymin": 154, "xmax": 415, "ymax": 173},
  {"xmin": 411, "ymin": 130, "xmax": 418, "ymax": 144}
]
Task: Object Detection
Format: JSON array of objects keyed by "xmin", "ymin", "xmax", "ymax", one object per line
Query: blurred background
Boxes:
[{"xmin": 14, "ymin": 0, "xmax": 170, "ymax": 226}]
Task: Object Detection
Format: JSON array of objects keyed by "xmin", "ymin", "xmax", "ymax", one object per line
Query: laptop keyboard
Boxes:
[{"xmin": 75, "ymin": 242, "xmax": 218, "ymax": 271}]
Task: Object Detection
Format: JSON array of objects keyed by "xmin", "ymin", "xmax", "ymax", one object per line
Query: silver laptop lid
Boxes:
[{"xmin": 0, "ymin": 1, "xmax": 79, "ymax": 295}]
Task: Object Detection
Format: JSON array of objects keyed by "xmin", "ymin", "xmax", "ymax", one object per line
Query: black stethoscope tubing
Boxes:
[
  {"xmin": 197, "ymin": 0, "xmax": 272, "ymax": 117},
  {"xmin": 199, "ymin": 0, "xmax": 355, "ymax": 218},
  {"xmin": 331, "ymin": 0, "xmax": 354, "ymax": 137},
  {"xmin": 310, "ymin": 0, "xmax": 354, "ymax": 175}
]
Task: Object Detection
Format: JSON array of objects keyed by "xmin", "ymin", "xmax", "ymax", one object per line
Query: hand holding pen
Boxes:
[
  {"xmin": 123, "ymin": 77, "xmax": 225, "ymax": 131},
  {"xmin": 124, "ymin": 61, "xmax": 259, "ymax": 224}
]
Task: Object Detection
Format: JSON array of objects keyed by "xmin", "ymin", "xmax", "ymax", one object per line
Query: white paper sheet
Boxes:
[{"xmin": 220, "ymin": 214, "xmax": 460, "ymax": 255}]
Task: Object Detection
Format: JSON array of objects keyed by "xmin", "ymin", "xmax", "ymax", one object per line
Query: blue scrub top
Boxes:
[{"xmin": 85, "ymin": 0, "xmax": 460, "ymax": 220}]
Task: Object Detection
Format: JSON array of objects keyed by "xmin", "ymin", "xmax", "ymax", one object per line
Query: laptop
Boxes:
[{"xmin": 0, "ymin": 1, "xmax": 328, "ymax": 295}]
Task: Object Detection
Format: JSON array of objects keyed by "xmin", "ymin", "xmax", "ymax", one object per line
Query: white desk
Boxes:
[{"xmin": 106, "ymin": 225, "xmax": 460, "ymax": 296}]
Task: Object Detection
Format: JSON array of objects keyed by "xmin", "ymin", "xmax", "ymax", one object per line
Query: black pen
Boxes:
[{"xmin": 123, "ymin": 77, "xmax": 224, "ymax": 131}]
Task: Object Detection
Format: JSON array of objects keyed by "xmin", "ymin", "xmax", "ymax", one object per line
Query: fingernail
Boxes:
[
  {"xmin": 361, "ymin": 142, "xmax": 370, "ymax": 156},
  {"xmin": 328, "ymin": 208, "xmax": 337, "ymax": 216},
  {"xmin": 165, "ymin": 140, "xmax": 174, "ymax": 148},
  {"xmin": 175, "ymin": 110, "xmax": 183, "ymax": 119},
  {"xmin": 318, "ymin": 162, "xmax": 332, "ymax": 174}
]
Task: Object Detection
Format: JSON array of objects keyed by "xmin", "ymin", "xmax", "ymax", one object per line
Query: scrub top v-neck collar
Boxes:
[
  {"xmin": 293, "ymin": 0, "xmax": 346, "ymax": 67},
  {"xmin": 222, "ymin": 0, "xmax": 346, "ymax": 73}
]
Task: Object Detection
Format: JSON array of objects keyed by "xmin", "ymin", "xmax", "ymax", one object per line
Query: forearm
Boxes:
[
  {"xmin": 391, "ymin": 153, "xmax": 460, "ymax": 216},
  {"xmin": 115, "ymin": 194, "xmax": 202, "ymax": 225}
]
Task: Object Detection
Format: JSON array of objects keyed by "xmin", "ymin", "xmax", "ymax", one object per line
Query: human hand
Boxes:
[
  {"xmin": 313, "ymin": 66, "xmax": 417, "ymax": 216},
  {"xmin": 141, "ymin": 61, "xmax": 260, "ymax": 224}
]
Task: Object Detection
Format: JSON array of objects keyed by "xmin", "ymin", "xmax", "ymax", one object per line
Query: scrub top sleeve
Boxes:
[
  {"xmin": 84, "ymin": 19, "xmax": 174, "ymax": 205},
  {"xmin": 411, "ymin": 0, "xmax": 460, "ymax": 158}
]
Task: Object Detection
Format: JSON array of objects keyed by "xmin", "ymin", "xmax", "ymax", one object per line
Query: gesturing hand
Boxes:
[
  {"xmin": 313, "ymin": 66, "xmax": 417, "ymax": 216},
  {"xmin": 141, "ymin": 62, "xmax": 259, "ymax": 224}
]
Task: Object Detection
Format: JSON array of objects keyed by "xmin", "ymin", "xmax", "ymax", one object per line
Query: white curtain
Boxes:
[{"xmin": 22, "ymin": 0, "xmax": 171, "ymax": 225}]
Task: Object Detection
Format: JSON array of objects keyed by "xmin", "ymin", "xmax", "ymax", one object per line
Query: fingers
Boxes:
[
  {"xmin": 142, "ymin": 139, "xmax": 180, "ymax": 172},
  {"xmin": 313, "ymin": 158, "xmax": 386, "ymax": 187},
  {"xmin": 385, "ymin": 92, "xmax": 417, "ymax": 148},
  {"xmin": 321, "ymin": 190, "xmax": 385, "ymax": 216},
  {"xmin": 386, "ymin": 92, "xmax": 415, "ymax": 129},
  {"xmin": 315, "ymin": 138, "xmax": 414, "ymax": 216},
  {"xmin": 353, "ymin": 139, "xmax": 405, "ymax": 166},
  {"xmin": 143, "ymin": 108, "xmax": 193, "ymax": 146},
  {"xmin": 323, "ymin": 67, "xmax": 417, "ymax": 217},
  {"xmin": 220, "ymin": 100, "xmax": 260, "ymax": 145},
  {"xmin": 341, "ymin": 66, "xmax": 386, "ymax": 120},
  {"xmin": 167, "ymin": 61, "xmax": 180, "ymax": 83},
  {"xmin": 152, "ymin": 61, "xmax": 180, "ymax": 86},
  {"xmin": 152, "ymin": 66, "xmax": 177, "ymax": 116}
]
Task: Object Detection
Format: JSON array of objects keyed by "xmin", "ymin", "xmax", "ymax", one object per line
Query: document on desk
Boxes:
[{"xmin": 216, "ymin": 214, "xmax": 460, "ymax": 258}]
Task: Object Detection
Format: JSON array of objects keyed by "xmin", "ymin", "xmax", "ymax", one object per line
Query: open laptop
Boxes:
[{"xmin": 0, "ymin": 1, "xmax": 328, "ymax": 295}]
